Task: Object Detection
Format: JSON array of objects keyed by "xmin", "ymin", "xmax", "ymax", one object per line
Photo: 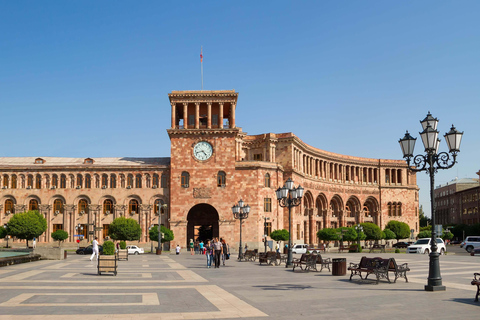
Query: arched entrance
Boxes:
[{"xmin": 186, "ymin": 204, "xmax": 219, "ymax": 246}]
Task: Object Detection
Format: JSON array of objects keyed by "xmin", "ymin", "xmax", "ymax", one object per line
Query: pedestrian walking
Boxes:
[
  {"xmin": 199, "ymin": 240, "xmax": 204, "ymax": 254},
  {"xmin": 176, "ymin": 244, "xmax": 181, "ymax": 255},
  {"xmin": 189, "ymin": 239, "xmax": 194, "ymax": 255},
  {"xmin": 205, "ymin": 240, "xmax": 213, "ymax": 268},
  {"xmin": 90, "ymin": 237, "xmax": 99, "ymax": 261},
  {"xmin": 221, "ymin": 239, "xmax": 229, "ymax": 266},
  {"xmin": 213, "ymin": 237, "xmax": 223, "ymax": 268},
  {"xmin": 275, "ymin": 241, "xmax": 280, "ymax": 253},
  {"xmin": 194, "ymin": 240, "xmax": 199, "ymax": 254}
]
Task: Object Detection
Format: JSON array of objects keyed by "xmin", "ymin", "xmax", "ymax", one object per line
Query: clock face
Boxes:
[{"xmin": 193, "ymin": 141, "xmax": 213, "ymax": 161}]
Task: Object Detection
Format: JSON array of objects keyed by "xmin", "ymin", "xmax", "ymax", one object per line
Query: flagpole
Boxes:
[{"xmin": 201, "ymin": 46, "xmax": 203, "ymax": 90}]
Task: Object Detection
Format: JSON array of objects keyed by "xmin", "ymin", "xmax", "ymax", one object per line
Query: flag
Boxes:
[{"xmin": 200, "ymin": 47, "xmax": 203, "ymax": 63}]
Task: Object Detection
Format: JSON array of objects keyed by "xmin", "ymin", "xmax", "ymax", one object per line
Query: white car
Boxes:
[
  {"xmin": 460, "ymin": 236, "xmax": 480, "ymax": 253},
  {"xmin": 126, "ymin": 245, "xmax": 144, "ymax": 255},
  {"xmin": 407, "ymin": 238, "xmax": 446, "ymax": 255},
  {"xmin": 291, "ymin": 244, "xmax": 308, "ymax": 254}
]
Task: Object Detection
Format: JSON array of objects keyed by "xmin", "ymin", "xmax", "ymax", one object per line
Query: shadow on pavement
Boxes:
[{"xmin": 253, "ymin": 284, "xmax": 313, "ymax": 290}]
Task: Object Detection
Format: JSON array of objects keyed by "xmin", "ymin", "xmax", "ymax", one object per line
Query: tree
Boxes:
[
  {"xmin": 6, "ymin": 210, "xmax": 47, "ymax": 247},
  {"xmin": 269, "ymin": 229, "xmax": 289, "ymax": 242},
  {"xmin": 317, "ymin": 228, "xmax": 340, "ymax": 247},
  {"xmin": 383, "ymin": 229, "xmax": 396, "ymax": 241},
  {"xmin": 337, "ymin": 227, "xmax": 357, "ymax": 243},
  {"xmin": 419, "ymin": 205, "xmax": 431, "ymax": 228},
  {"xmin": 0, "ymin": 226, "xmax": 6, "ymax": 239},
  {"xmin": 417, "ymin": 230, "xmax": 431, "ymax": 239},
  {"xmin": 385, "ymin": 220, "xmax": 411, "ymax": 240},
  {"xmin": 360, "ymin": 222, "xmax": 383, "ymax": 241},
  {"xmin": 442, "ymin": 231, "xmax": 454, "ymax": 241},
  {"xmin": 108, "ymin": 217, "xmax": 142, "ymax": 242},
  {"xmin": 149, "ymin": 225, "xmax": 174, "ymax": 244},
  {"xmin": 51, "ymin": 230, "xmax": 69, "ymax": 247}
]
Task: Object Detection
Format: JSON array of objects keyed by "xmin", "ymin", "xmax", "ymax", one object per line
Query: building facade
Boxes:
[{"xmin": 1, "ymin": 90, "xmax": 419, "ymax": 249}]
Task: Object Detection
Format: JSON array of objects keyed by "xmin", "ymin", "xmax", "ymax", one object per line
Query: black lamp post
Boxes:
[
  {"xmin": 355, "ymin": 224, "xmax": 363, "ymax": 252},
  {"xmin": 399, "ymin": 111, "xmax": 463, "ymax": 292},
  {"xmin": 263, "ymin": 217, "xmax": 270, "ymax": 253},
  {"xmin": 3, "ymin": 223, "xmax": 9, "ymax": 248},
  {"xmin": 275, "ymin": 178, "xmax": 304, "ymax": 268},
  {"xmin": 232, "ymin": 199, "xmax": 250, "ymax": 260}
]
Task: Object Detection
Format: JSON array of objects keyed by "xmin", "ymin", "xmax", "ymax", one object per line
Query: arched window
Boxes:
[
  {"xmin": 397, "ymin": 202, "xmax": 402, "ymax": 216},
  {"xmin": 11, "ymin": 175, "xmax": 17, "ymax": 189},
  {"xmin": 217, "ymin": 171, "xmax": 226, "ymax": 187},
  {"xmin": 76, "ymin": 174, "xmax": 83, "ymax": 188},
  {"xmin": 103, "ymin": 199, "xmax": 114, "ymax": 214},
  {"xmin": 78, "ymin": 199, "xmax": 89, "ymax": 215},
  {"xmin": 85, "ymin": 174, "xmax": 91, "ymax": 188},
  {"xmin": 102, "ymin": 174, "xmax": 108, "ymax": 188},
  {"xmin": 127, "ymin": 174, "xmax": 133, "ymax": 188},
  {"xmin": 110, "ymin": 174, "xmax": 116, "ymax": 188},
  {"xmin": 181, "ymin": 172, "xmax": 189, "ymax": 188},
  {"xmin": 60, "ymin": 174, "xmax": 66, "ymax": 188},
  {"xmin": 129, "ymin": 199, "xmax": 139, "ymax": 214},
  {"xmin": 53, "ymin": 199, "xmax": 64, "ymax": 214},
  {"xmin": 153, "ymin": 174, "xmax": 159, "ymax": 187},
  {"xmin": 27, "ymin": 175, "xmax": 33, "ymax": 188},
  {"xmin": 264, "ymin": 173, "xmax": 271, "ymax": 188},
  {"xmin": 29, "ymin": 199, "xmax": 39, "ymax": 211},
  {"xmin": 161, "ymin": 173, "xmax": 168, "ymax": 188},
  {"xmin": 387, "ymin": 202, "xmax": 392, "ymax": 216},
  {"xmin": 35, "ymin": 174, "xmax": 42, "ymax": 189},
  {"xmin": 135, "ymin": 174, "xmax": 142, "ymax": 188},
  {"xmin": 5, "ymin": 199, "xmax": 15, "ymax": 214},
  {"xmin": 52, "ymin": 175, "xmax": 58, "ymax": 188},
  {"xmin": 2, "ymin": 175, "xmax": 9, "ymax": 188}
]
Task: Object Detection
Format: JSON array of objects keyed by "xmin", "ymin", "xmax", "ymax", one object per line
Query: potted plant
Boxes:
[{"xmin": 98, "ymin": 240, "xmax": 117, "ymax": 276}]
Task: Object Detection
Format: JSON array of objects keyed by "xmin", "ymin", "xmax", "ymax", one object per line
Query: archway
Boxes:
[{"xmin": 186, "ymin": 204, "xmax": 219, "ymax": 246}]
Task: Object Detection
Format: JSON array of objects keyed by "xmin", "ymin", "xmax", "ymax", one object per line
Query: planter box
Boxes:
[
  {"xmin": 98, "ymin": 255, "xmax": 117, "ymax": 276},
  {"xmin": 117, "ymin": 249, "xmax": 128, "ymax": 261}
]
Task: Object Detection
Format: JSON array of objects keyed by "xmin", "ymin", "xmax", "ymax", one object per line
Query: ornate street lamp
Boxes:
[
  {"xmin": 232, "ymin": 199, "xmax": 250, "ymax": 260},
  {"xmin": 276, "ymin": 178, "xmax": 304, "ymax": 268},
  {"xmin": 355, "ymin": 224, "xmax": 363, "ymax": 252},
  {"xmin": 263, "ymin": 217, "xmax": 270, "ymax": 253},
  {"xmin": 399, "ymin": 112, "xmax": 463, "ymax": 291},
  {"xmin": 3, "ymin": 223, "xmax": 9, "ymax": 249}
]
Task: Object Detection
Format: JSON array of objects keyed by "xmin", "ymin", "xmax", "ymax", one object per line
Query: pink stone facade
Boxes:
[{"xmin": 1, "ymin": 90, "xmax": 419, "ymax": 249}]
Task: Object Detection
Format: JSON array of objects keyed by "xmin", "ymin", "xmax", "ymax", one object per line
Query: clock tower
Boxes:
[{"xmin": 167, "ymin": 90, "xmax": 242, "ymax": 247}]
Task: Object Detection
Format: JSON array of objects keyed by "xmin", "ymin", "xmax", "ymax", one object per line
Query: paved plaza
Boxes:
[{"xmin": 0, "ymin": 250, "xmax": 479, "ymax": 320}]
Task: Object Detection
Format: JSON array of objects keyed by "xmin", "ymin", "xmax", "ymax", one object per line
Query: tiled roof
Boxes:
[{"xmin": 0, "ymin": 157, "xmax": 170, "ymax": 167}]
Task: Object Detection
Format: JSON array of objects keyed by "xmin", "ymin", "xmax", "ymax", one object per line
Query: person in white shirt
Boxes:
[
  {"xmin": 90, "ymin": 237, "xmax": 99, "ymax": 261},
  {"xmin": 176, "ymin": 244, "xmax": 181, "ymax": 255}
]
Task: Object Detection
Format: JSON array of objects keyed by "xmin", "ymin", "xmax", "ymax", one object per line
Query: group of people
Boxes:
[{"xmin": 203, "ymin": 238, "xmax": 229, "ymax": 268}]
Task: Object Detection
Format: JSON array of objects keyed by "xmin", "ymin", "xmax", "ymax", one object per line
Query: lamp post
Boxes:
[
  {"xmin": 232, "ymin": 199, "xmax": 250, "ymax": 260},
  {"xmin": 275, "ymin": 178, "xmax": 304, "ymax": 268},
  {"xmin": 3, "ymin": 224, "xmax": 9, "ymax": 248},
  {"xmin": 149, "ymin": 224, "xmax": 155, "ymax": 253},
  {"xmin": 263, "ymin": 217, "xmax": 270, "ymax": 253},
  {"xmin": 355, "ymin": 224, "xmax": 363, "ymax": 252},
  {"xmin": 399, "ymin": 111, "xmax": 463, "ymax": 292},
  {"xmin": 156, "ymin": 203, "xmax": 168, "ymax": 254}
]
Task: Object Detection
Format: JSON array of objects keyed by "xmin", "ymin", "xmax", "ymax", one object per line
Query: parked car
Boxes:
[
  {"xmin": 460, "ymin": 236, "xmax": 480, "ymax": 253},
  {"xmin": 407, "ymin": 238, "xmax": 446, "ymax": 254},
  {"xmin": 76, "ymin": 245, "xmax": 103, "ymax": 255},
  {"xmin": 470, "ymin": 248, "xmax": 480, "ymax": 256},
  {"xmin": 392, "ymin": 242, "xmax": 410, "ymax": 248},
  {"xmin": 291, "ymin": 244, "xmax": 308, "ymax": 254},
  {"xmin": 126, "ymin": 245, "xmax": 144, "ymax": 255}
]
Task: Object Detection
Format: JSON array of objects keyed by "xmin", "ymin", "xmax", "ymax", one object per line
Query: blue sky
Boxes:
[{"xmin": 1, "ymin": 1, "xmax": 479, "ymax": 218}]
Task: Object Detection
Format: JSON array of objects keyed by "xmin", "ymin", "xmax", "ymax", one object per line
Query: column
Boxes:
[
  {"xmin": 207, "ymin": 102, "xmax": 212, "ymax": 129},
  {"xmin": 183, "ymin": 103, "xmax": 188, "ymax": 129},
  {"xmin": 219, "ymin": 103, "xmax": 223, "ymax": 129},
  {"xmin": 171, "ymin": 103, "xmax": 176, "ymax": 129},
  {"xmin": 195, "ymin": 102, "xmax": 200, "ymax": 129},
  {"xmin": 230, "ymin": 102, "xmax": 236, "ymax": 128}
]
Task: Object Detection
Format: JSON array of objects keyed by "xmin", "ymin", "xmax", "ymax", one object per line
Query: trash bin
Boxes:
[
  {"xmin": 64, "ymin": 250, "xmax": 68, "ymax": 260},
  {"xmin": 332, "ymin": 258, "xmax": 346, "ymax": 276}
]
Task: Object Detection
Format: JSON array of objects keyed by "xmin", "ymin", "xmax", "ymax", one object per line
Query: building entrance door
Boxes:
[{"xmin": 186, "ymin": 204, "xmax": 219, "ymax": 246}]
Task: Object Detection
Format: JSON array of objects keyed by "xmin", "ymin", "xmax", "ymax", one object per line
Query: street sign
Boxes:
[
  {"xmin": 94, "ymin": 227, "xmax": 103, "ymax": 231},
  {"xmin": 88, "ymin": 231, "xmax": 94, "ymax": 235}
]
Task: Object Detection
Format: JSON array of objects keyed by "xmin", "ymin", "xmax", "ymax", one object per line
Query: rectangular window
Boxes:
[
  {"xmin": 103, "ymin": 224, "xmax": 109, "ymax": 239},
  {"xmin": 296, "ymin": 224, "xmax": 301, "ymax": 240},
  {"xmin": 265, "ymin": 222, "xmax": 272, "ymax": 236},
  {"xmin": 53, "ymin": 224, "xmax": 63, "ymax": 232},
  {"xmin": 161, "ymin": 174, "xmax": 167, "ymax": 188},
  {"xmin": 212, "ymin": 114, "xmax": 218, "ymax": 126},
  {"xmin": 264, "ymin": 198, "xmax": 272, "ymax": 212},
  {"xmin": 188, "ymin": 114, "xmax": 195, "ymax": 126},
  {"xmin": 254, "ymin": 154, "xmax": 263, "ymax": 161}
]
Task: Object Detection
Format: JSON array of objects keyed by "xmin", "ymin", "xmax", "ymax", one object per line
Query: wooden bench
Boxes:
[
  {"xmin": 369, "ymin": 244, "xmax": 386, "ymax": 253},
  {"xmin": 348, "ymin": 256, "xmax": 410, "ymax": 284},
  {"xmin": 274, "ymin": 252, "xmax": 288, "ymax": 266},
  {"xmin": 472, "ymin": 273, "xmax": 480, "ymax": 302},
  {"xmin": 259, "ymin": 251, "xmax": 277, "ymax": 265},
  {"xmin": 292, "ymin": 254, "xmax": 317, "ymax": 271},
  {"xmin": 243, "ymin": 250, "xmax": 257, "ymax": 262},
  {"xmin": 338, "ymin": 244, "xmax": 356, "ymax": 253},
  {"xmin": 311, "ymin": 254, "xmax": 331, "ymax": 272}
]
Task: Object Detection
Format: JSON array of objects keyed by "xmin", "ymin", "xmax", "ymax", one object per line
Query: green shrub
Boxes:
[
  {"xmin": 395, "ymin": 248, "xmax": 400, "ymax": 254},
  {"xmin": 119, "ymin": 241, "xmax": 126, "ymax": 249},
  {"xmin": 51, "ymin": 230, "xmax": 69, "ymax": 247},
  {"xmin": 103, "ymin": 241, "xmax": 115, "ymax": 255}
]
